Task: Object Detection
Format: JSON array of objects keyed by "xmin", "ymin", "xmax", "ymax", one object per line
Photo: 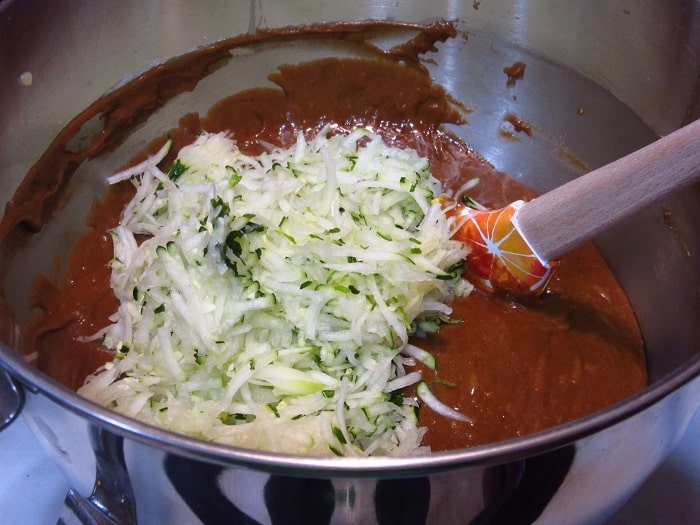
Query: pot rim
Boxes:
[{"xmin": 1, "ymin": 342, "xmax": 698, "ymax": 477}]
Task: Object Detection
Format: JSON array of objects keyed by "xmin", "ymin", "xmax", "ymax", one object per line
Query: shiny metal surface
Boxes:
[
  {"xmin": 0, "ymin": 368, "xmax": 23, "ymax": 430},
  {"xmin": 1, "ymin": 1, "xmax": 699, "ymax": 524}
]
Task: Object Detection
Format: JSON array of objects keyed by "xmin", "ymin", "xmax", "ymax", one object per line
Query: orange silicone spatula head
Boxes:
[{"xmin": 448, "ymin": 200, "xmax": 557, "ymax": 297}]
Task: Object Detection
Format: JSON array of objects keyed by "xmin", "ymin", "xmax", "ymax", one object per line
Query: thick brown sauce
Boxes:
[
  {"xmin": 503, "ymin": 61, "xmax": 527, "ymax": 88},
  {"xmin": 4, "ymin": 22, "xmax": 646, "ymax": 452},
  {"xmin": 417, "ymin": 250, "xmax": 645, "ymax": 449},
  {"xmin": 503, "ymin": 113, "xmax": 534, "ymax": 137}
]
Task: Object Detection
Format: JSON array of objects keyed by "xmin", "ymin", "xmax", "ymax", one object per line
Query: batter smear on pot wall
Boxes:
[{"xmin": 1, "ymin": 21, "xmax": 646, "ymax": 453}]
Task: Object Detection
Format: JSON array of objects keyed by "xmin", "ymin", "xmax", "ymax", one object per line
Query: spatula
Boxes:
[{"xmin": 448, "ymin": 117, "xmax": 700, "ymax": 297}]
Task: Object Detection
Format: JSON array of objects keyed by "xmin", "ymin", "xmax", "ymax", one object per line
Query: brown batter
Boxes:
[{"xmin": 1, "ymin": 21, "xmax": 646, "ymax": 451}]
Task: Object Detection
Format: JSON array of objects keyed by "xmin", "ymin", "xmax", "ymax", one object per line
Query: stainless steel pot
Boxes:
[{"xmin": 1, "ymin": 1, "xmax": 699, "ymax": 524}]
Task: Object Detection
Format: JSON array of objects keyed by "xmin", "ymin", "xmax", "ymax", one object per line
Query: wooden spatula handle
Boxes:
[{"xmin": 513, "ymin": 118, "xmax": 700, "ymax": 263}]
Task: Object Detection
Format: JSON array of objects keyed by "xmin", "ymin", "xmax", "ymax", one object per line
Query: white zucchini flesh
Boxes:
[{"xmin": 79, "ymin": 127, "xmax": 472, "ymax": 456}]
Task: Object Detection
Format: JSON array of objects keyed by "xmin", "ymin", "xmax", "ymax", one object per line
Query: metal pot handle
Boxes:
[
  {"xmin": 57, "ymin": 427, "xmax": 137, "ymax": 525},
  {"xmin": 0, "ymin": 367, "xmax": 24, "ymax": 431}
]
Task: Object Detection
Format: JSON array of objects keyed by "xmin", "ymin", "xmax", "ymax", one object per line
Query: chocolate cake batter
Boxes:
[{"xmin": 0, "ymin": 21, "xmax": 646, "ymax": 451}]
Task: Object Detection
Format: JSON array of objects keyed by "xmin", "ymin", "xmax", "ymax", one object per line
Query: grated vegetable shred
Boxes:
[{"xmin": 79, "ymin": 127, "xmax": 472, "ymax": 456}]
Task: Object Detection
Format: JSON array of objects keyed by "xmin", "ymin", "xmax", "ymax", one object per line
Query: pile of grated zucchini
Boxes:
[{"xmin": 79, "ymin": 127, "xmax": 472, "ymax": 456}]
